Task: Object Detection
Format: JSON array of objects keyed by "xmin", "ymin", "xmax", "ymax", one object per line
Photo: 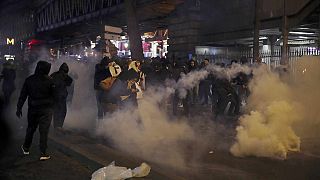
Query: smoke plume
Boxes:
[
  {"xmin": 94, "ymin": 63, "xmax": 254, "ymax": 168},
  {"xmin": 175, "ymin": 63, "xmax": 252, "ymax": 98},
  {"xmin": 96, "ymin": 87, "xmax": 196, "ymax": 168},
  {"xmin": 27, "ymin": 53, "xmax": 98, "ymax": 131},
  {"xmin": 231, "ymin": 56, "xmax": 320, "ymax": 159}
]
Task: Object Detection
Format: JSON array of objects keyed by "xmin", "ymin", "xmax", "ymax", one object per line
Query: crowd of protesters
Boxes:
[
  {"xmin": 93, "ymin": 56, "xmax": 253, "ymax": 120},
  {"xmin": 0, "ymin": 54, "xmax": 255, "ymax": 161}
]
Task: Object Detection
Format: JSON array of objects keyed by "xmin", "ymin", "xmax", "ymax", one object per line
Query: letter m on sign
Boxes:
[{"xmin": 7, "ymin": 38, "xmax": 14, "ymax": 45}]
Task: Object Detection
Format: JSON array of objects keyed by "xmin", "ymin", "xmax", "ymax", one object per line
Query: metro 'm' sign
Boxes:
[{"xmin": 7, "ymin": 38, "xmax": 14, "ymax": 45}]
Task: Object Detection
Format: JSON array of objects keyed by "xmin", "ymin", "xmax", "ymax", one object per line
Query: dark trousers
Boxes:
[
  {"xmin": 213, "ymin": 94, "xmax": 239, "ymax": 116},
  {"xmin": 188, "ymin": 87, "xmax": 197, "ymax": 105},
  {"xmin": 23, "ymin": 108, "xmax": 52, "ymax": 153},
  {"xmin": 199, "ymin": 82, "xmax": 210, "ymax": 105},
  {"xmin": 96, "ymin": 90, "xmax": 104, "ymax": 119},
  {"xmin": 53, "ymin": 99, "xmax": 67, "ymax": 128},
  {"xmin": 3, "ymin": 90, "xmax": 14, "ymax": 106}
]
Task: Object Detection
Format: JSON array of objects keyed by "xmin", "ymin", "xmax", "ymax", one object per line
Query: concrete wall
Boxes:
[
  {"xmin": 200, "ymin": 0, "xmax": 313, "ymax": 35},
  {"xmin": 200, "ymin": 0, "xmax": 255, "ymax": 34},
  {"xmin": 261, "ymin": 0, "xmax": 311, "ymax": 19},
  {"xmin": 167, "ymin": 0, "xmax": 316, "ymax": 58}
]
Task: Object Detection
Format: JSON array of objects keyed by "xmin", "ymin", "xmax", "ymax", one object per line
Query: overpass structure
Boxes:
[{"xmin": 0, "ymin": 0, "xmax": 319, "ymax": 63}]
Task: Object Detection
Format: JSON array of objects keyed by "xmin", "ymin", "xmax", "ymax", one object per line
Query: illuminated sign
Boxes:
[
  {"xmin": 105, "ymin": 26, "xmax": 122, "ymax": 34},
  {"xmin": 4, "ymin": 55, "xmax": 15, "ymax": 61},
  {"xmin": 7, "ymin": 38, "xmax": 14, "ymax": 45}
]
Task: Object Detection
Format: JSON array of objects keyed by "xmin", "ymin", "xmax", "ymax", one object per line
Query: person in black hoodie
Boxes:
[
  {"xmin": 16, "ymin": 61, "xmax": 55, "ymax": 161},
  {"xmin": 51, "ymin": 63, "xmax": 73, "ymax": 129},
  {"xmin": 0, "ymin": 60, "xmax": 16, "ymax": 107}
]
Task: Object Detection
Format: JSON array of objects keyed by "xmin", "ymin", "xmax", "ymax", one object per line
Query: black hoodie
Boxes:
[
  {"xmin": 17, "ymin": 61, "xmax": 56, "ymax": 110},
  {"xmin": 94, "ymin": 58, "xmax": 112, "ymax": 90},
  {"xmin": 51, "ymin": 63, "xmax": 73, "ymax": 99}
]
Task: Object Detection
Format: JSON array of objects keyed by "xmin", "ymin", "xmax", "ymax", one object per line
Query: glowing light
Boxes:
[
  {"xmin": 290, "ymin": 31, "xmax": 315, "ymax": 35},
  {"xmin": 259, "ymin": 36, "xmax": 268, "ymax": 40},
  {"xmin": 6, "ymin": 38, "xmax": 14, "ymax": 45},
  {"xmin": 302, "ymin": 68, "xmax": 307, "ymax": 74}
]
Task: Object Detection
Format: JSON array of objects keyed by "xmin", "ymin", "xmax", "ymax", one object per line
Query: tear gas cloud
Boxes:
[
  {"xmin": 174, "ymin": 63, "xmax": 252, "ymax": 99},
  {"xmin": 24, "ymin": 53, "xmax": 320, "ymax": 166},
  {"xmin": 63, "ymin": 61, "xmax": 97, "ymax": 131},
  {"xmin": 96, "ymin": 88, "xmax": 196, "ymax": 168},
  {"xmin": 231, "ymin": 56, "xmax": 320, "ymax": 159},
  {"xmin": 95, "ymin": 63, "xmax": 253, "ymax": 167},
  {"xmin": 45, "ymin": 58, "xmax": 255, "ymax": 167}
]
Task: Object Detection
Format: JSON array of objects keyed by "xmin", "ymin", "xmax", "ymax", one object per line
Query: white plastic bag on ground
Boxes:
[
  {"xmin": 132, "ymin": 163, "xmax": 151, "ymax": 178},
  {"xmin": 91, "ymin": 161, "xmax": 151, "ymax": 180},
  {"xmin": 91, "ymin": 161, "xmax": 132, "ymax": 180}
]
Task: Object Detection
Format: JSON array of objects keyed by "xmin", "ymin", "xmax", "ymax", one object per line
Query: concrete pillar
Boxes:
[
  {"xmin": 268, "ymin": 35, "xmax": 278, "ymax": 64},
  {"xmin": 281, "ymin": 0, "xmax": 289, "ymax": 66},
  {"xmin": 318, "ymin": 13, "xmax": 320, "ymax": 48},
  {"xmin": 124, "ymin": 0, "xmax": 144, "ymax": 60},
  {"xmin": 253, "ymin": 0, "xmax": 261, "ymax": 63},
  {"xmin": 168, "ymin": 0, "xmax": 201, "ymax": 62}
]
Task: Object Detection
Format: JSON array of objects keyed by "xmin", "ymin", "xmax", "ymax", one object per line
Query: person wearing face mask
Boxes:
[{"xmin": 50, "ymin": 63, "xmax": 73, "ymax": 130}]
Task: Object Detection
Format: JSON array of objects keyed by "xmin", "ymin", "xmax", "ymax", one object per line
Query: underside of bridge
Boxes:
[{"xmin": 0, "ymin": 0, "xmax": 319, "ymax": 62}]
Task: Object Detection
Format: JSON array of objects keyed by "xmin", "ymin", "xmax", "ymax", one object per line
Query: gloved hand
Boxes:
[{"xmin": 16, "ymin": 109, "xmax": 22, "ymax": 118}]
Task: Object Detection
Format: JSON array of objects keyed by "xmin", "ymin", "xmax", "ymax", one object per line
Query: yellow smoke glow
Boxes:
[{"xmin": 231, "ymin": 56, "xmax": 320, "ymax": 159}]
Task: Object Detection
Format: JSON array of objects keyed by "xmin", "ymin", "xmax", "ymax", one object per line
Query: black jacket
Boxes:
[
  {"xmin": 1, "ymin": 62, "xmax": 16, "ymax": 92},
  {"xmin": 171, "ymin": 63, "xmax": 188, "ymax": 82},
  {"xmin": 51, "ymin": 63, "xmax": 73, "ymax": 99},
  {"xmin": 103, "ymin": 69, "xmax": 139, "ymax": 104},
  {"xmin": 17, "ymin": 61, "xmax": 56, "ymax": 110},
  {"xmin": 94, "ymin": 63, "xmax": 112, "ymax": 90}
]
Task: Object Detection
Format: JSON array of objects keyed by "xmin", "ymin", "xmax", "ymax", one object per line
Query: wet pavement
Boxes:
[
  {"xmin": 0, "ymin": 137, "xmax": 92, "ymax": 180},
  {"xmin": 1, "ymin": 118, "xmax": 320, "ymax": 180}
]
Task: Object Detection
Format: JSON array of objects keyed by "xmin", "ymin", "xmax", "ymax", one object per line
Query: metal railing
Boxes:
[
  {"xmin": 36, "ymin": 0, "xmax": 124, "ymax": 32},
  {"xmin": 196, "ymin": 46, "xmax": 320, "ymax": 68}
]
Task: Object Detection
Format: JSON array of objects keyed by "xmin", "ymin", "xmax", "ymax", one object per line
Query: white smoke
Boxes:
[
  {"xmin": 174, "ymin": 63, "xmax": 252, "ymax": 99},
  {"xmin": 96, "ymin": 87, "xmax": 196, "ymax": 168},
  {"xmin": 63, "ymin": 60, "xmax": 97, "ymax": 131},
  {"xmin": 94, "ymin": 63, "xmax": 254, "ymax": 167},
  {"xmin": 26, "ymin": 53, "xmax": 98, "ymax": 131}
]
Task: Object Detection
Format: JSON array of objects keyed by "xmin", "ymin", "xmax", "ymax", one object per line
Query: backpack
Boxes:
[{"xmin": 100, "ymin": 77, "xmax": 116, "ymax": 91}]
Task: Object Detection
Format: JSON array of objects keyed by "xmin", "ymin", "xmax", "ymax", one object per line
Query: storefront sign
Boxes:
[
  {"xmin": 4, "ymin": 54, "xmax": 15, "ymax": 60},
  {"xmin": 6, "ymin": 38, "xmax": 14, "ymax": 45}
]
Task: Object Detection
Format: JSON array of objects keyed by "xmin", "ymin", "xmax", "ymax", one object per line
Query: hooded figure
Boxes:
[
  {"xmin": 51, "ymin": 63, "xmax": 73, "ymax": 129},
  {"xmin": 1, "ymin": 60, "xmax": 16, "ymax": 106},
  {"xmin": 66, "ymin": 71, "xmax": 79, "ymax": 107},
  {"xmin": 17, "ymin": 61, "xmax": 55, "ymax": 161}
]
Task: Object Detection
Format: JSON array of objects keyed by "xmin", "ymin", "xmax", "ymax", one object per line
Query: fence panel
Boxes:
[{"xmin": 196, "ymin": 47, "xmax": 320, "ymax": 69}]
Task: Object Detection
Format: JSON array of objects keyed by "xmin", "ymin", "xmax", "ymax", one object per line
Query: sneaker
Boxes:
[
  {"xmin": 40, "ymin": 153, "xmax": 51, "ymax": 161},
  {"xmin": 21, "ymin": 145, "xmax": 29, "ymax": 155}
]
